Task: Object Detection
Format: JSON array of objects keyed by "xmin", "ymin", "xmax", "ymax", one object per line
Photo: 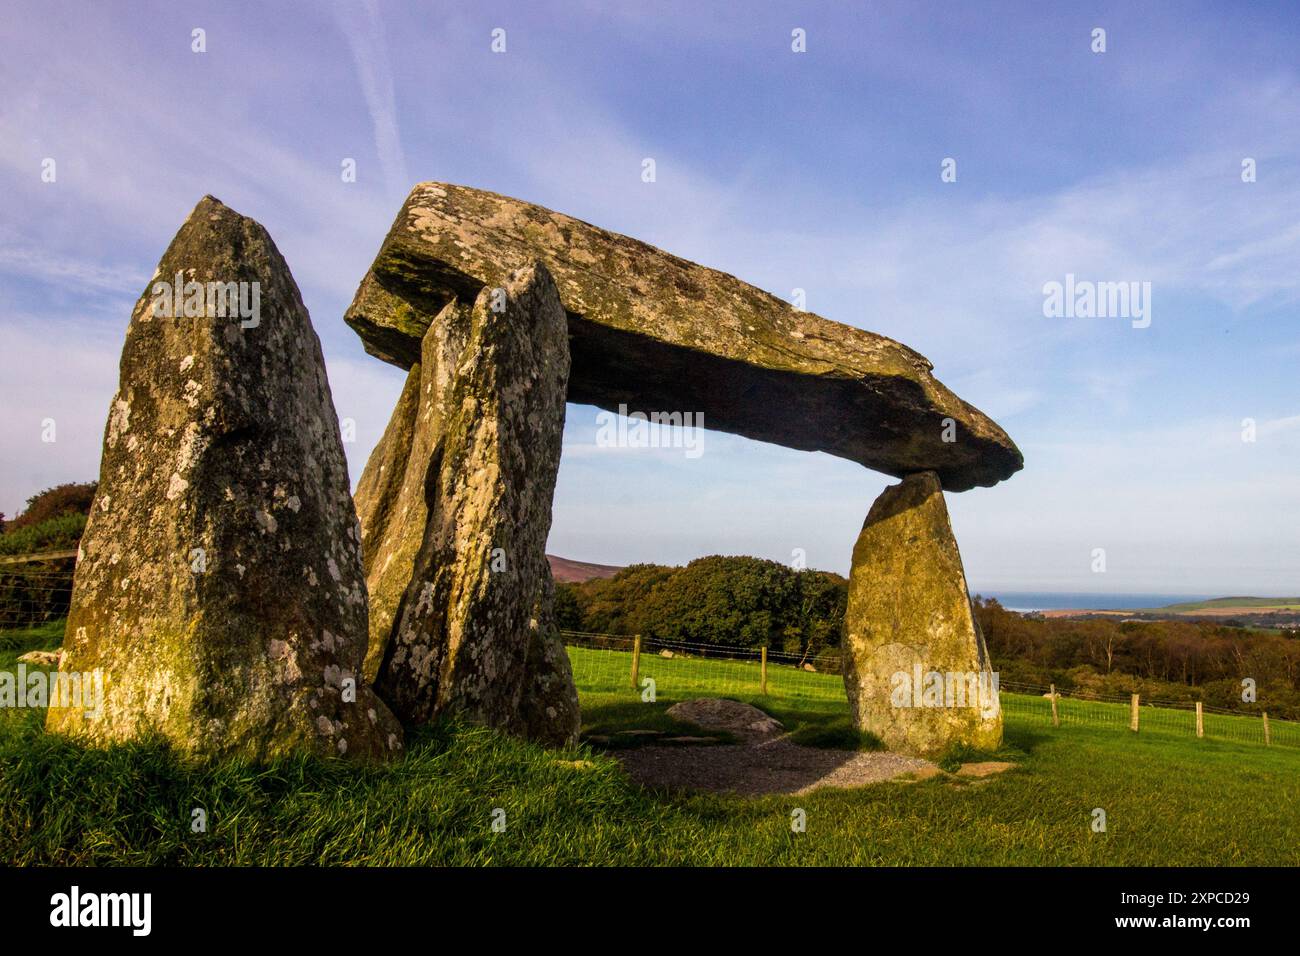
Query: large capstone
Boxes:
[
  {"xmin": 364, "ymin": 262, "xmax": 579, "ymax": 746},
  {"xmin": 842, "ymin": 471, "xmax": 1002, "ymax": 756},
  {"xmin": 45, "ymin": 196, "xmax": 404, "ymax": 761},
  {"xmin": 345, "ymin": 182, "xmax": 1022, "ymax": 492}
]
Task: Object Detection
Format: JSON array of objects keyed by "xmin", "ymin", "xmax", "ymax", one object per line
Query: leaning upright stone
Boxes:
[
  {"xmin": 370, "ymin": 262, "xmax": 578, "ymax": 746},
  {"xmin": 842, "ymin": 471, "xmax": 1002, "ymax": 756},
  {"xmin": 353, "ymin": 296, "xmax": 468, "ymax": 683},
  {"xmin": 46, "ymin": 196, "xmax": 403, "ymax": 761}
]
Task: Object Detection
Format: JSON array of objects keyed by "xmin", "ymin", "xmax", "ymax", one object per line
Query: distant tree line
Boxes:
[
  {"xmin": 555, "ymin": 559, "xmax": 1300, "ymax": 718},
  {"xmin": 974, "ymin": 597, "xmax": 1300, "ymax": 719}
]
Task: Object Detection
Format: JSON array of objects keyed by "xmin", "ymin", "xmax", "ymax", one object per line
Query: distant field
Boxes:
[
  {"xmin": 1042, "ymin": 595, "xmax": 1300, "ymax": 620},
  {"xmin": 1158, "ymin": 596, "xmax": 1300, "ymax": 613},
  {"xmin": 2, "ymin": 623, "xmax": 1298, "ymax": 865}
]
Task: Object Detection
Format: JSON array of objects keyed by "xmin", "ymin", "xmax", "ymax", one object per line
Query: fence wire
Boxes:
[{"xmin": 0, "ymin": 554, "xmax": 76, "ymax": 631}]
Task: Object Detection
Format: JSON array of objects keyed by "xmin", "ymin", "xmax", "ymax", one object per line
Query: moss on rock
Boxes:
[
  {"xmin": 46, "ymin": 196, "xmax": 403, "ymax": 761},
  {"xmin": 842, "ymin": 471, "xmax": 1003, "ymax": 756}
]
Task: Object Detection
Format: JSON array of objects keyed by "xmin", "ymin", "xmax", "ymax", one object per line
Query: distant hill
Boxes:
[{"xmin": 547, "ymin": 554, "xmax": 623, "ymax": 584}]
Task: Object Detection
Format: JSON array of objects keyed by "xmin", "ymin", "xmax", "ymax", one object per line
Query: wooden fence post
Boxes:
[
  {"xmin": 1195, "ymin": 701, "xmax": 1204, "ymax": 738},
  {"xmin": 1130, "ymin": 693, "xmax": 1140, "ymax": 732},
  {"xmin": 760, "ymin": 646, "xmax": 768, "ymax": 695},
  {"xmin": 1050, "ymin": 683, "xmax": 1060, "ymax": 727},
  {"xmin": 1263, "ymin": 711, "xmax": 1271, "ymax": 746},
  {"xmin": 630, "ymin": 634, "xmax": 642, "ymax": 690}
]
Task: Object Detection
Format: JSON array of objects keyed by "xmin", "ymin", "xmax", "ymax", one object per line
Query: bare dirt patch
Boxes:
[
  {"xmin": 613, "ymin": 697, "xmax": 938, "ymax": 796},
  {"xmin": 616, "ymin": 737, "xmax": 938, "ymax": 796}
]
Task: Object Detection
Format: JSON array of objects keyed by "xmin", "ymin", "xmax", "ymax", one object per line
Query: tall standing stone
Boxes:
[
  {"xmin": 46, "ymin": 196, "xmax": 403, "ymax": 761},
  {"xmin": 842, "ymin": 471, "xmax": 1002, "ymax": 756},
  {"xmin": 363, "ymin": 262, "xmax": 579, "ymax": 746}
]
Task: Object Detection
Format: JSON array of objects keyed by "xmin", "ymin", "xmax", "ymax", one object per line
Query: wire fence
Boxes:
[
  {"xmin": 563, "ymin": 629, "xmax": 846, "ymax": 705},
  {"xmin": 562, "ymin": 630, "xmax": 1300, "ymax": 750},
  {"xmin": 0, "ymin": 552, "xmax": 77, "ymax": 633}
]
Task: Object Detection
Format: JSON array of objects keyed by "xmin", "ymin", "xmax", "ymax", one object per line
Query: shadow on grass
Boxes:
[{"xmin": 578, "ymin": 697, "xmax": 736, "ymax": 748}]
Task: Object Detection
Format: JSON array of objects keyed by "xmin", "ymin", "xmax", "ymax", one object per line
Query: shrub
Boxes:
[{"xmin": 5, "ymin": 482, "xmax": 96, "ymax": 532}]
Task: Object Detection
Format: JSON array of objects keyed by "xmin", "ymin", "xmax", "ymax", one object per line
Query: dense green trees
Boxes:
[
  {"xmin": 0, "ymin": 482, "xmax": 96, "ymax": 535},
  {"xmin": 556, "ymin": 556, "xmax": 846, "ymax": 663}
]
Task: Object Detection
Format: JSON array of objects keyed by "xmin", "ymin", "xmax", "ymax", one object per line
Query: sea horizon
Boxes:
[{"xmin": 974, "ymin": 591, "xmax": 1214, "ymax": 613}]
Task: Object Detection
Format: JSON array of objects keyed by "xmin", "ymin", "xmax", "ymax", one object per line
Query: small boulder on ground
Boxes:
[
  {"xmin": 955, "ymin": 761, "xmax": 1016, "ymax": 778},
  {"xmin": 18, "ymin": 650, "xmax": 60, "ymax": 667},
  {"xmin": 666, "ymin": 698, "xmax": 784, "ymax": 741}
]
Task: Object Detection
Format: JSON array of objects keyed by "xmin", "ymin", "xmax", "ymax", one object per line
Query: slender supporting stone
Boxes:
[
  {"xmin": 842, "ymin": 471, "xmax": 1002, "ymax": 756},
  {"xmin": 363, "ymin": 262, "xmax": 579, "ymax": 746},
  {"xmin": 47, "ymin": 196, "xmax": 403, "ymax": 761},
  {"xmin": 354, "ymin": 298, "xmax": 468, "ymax": 683}
]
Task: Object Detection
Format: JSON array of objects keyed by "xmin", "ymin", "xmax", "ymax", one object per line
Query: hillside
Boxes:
[{"xmin": 547, "ymin": 554, "xmax": 623, "ymax": 584}]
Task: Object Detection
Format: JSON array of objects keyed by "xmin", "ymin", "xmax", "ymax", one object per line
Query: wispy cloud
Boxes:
[{"xmin": 333, "ymin": 0, "xmax": 409, "ymax": 197}]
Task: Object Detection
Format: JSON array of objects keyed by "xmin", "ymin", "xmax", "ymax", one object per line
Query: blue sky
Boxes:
[{"xmin": 1, "ymin": 1, "xmax": 1297, "ymax": 594}]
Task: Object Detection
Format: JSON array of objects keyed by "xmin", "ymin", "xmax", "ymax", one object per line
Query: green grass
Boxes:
[
  {"xmin": 567, "ymin": 644, "xmax": 1300, "ymax": 749},
  {"xmin": 2, "ymin": 625, "xmax": 1299, "ymax": 865},
  {"xmin": 0, "ymin": 621, "xmax": 63, "ymax": 738}
]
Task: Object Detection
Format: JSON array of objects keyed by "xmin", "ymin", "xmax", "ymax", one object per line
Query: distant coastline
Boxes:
[{"xmin": 977, "ymin": 592, "xmax": 1211, "ymax": 613}]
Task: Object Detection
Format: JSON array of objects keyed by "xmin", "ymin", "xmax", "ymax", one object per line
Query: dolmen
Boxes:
[{"xmin": 51, "ymin": 183, "xmax": 1021, "ymax": 759}]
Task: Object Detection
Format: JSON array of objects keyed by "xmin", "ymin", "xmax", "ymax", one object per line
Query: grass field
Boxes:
[
  {"xmin": 566, "ymin": 644, "xmax": 1300, "ymax": 750},
  {"xmin": 1160, "ymin": 596, "xmax": 1300, "ymax": 612},
  {"xmin": 2, "ymin": 622, "xmax": 1298, "ymax": 865}
]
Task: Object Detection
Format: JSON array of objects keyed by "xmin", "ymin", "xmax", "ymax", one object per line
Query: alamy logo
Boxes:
[
  {"xmin": 49, "ymin": 886, "xmax": 151, "ymax": 936},
  {"xmin": 0, "ymin": 665, "xmax": 103, "ymax": 717},
  {"xmin": 890, "ymin": 664, "xmax": 1001, "ymax": 719},
  {"xmin": 151, "ymin": 272, "xmax": 261, "ymax": 328},
  {"xmin": 1042, "ymin": 273, "xmax": 1151, "ymax": 329},
  {"xmin": 595, "ymin": 404, "xmax": 705, "ymax": 458}
]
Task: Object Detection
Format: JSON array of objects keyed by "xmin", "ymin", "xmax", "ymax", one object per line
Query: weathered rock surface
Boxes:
[
  {"xmin": 366, "ymin": 262, "xmax": 579, "ymax": 745},
  {"xmin": 665, "ymin": 698, "xmax": 785, "ymax": 741},
  {"xmin": 353, "ymin": 298, "xmax": 468, "ymax": 683},
  {"xmin": 18, "ymin": 650, "xmax": 60, "ymax": 667},
  {"xmin": 345, "ymin": 182, "xmax": 1022, "ymax": 492},
  {"xmin": 511, "ymin": 570, "xmax": 581, "ymax": 747},
  {"xmin": 842, "ymin": 471, "xmax": 1002, "ymax": 756},
  {"xmin": 46, "ymin": 196, "xmax": 403, "ymax": 761}
]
